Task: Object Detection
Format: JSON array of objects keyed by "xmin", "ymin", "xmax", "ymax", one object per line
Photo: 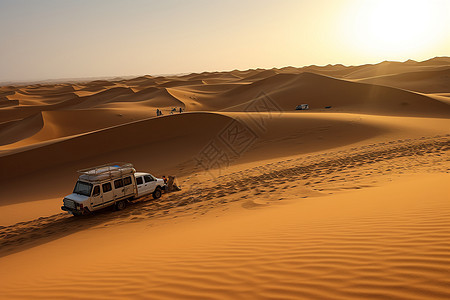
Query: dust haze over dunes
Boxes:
[{"xmin": 1, "ymin": 57, "xmax": 450, "ymax": 300}]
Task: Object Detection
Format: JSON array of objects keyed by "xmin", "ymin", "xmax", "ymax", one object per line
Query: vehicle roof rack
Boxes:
[{"xmin": 77, "ymin": 162, "xmax": 135, "ymax": 182}]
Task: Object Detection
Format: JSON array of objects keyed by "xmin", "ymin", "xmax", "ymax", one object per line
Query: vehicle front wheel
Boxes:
[
  {"xmin": 115, "ymin": 200, "xmax": 127, "ymax": 211},
  {"xmin": 152, "ymin": 187, "xmax": 162, "ymax": 199}
]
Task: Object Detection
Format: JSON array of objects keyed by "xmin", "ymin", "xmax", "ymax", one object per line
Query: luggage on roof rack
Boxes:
[{"xmin": 77, "ymin": 162, "xmax": 135, "ymax": 182}]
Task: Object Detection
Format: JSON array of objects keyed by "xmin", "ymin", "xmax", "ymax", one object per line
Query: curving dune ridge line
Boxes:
[
  {"xmin": 0, "ymin": 112, "xmax": 233, "ymax": 180},
  {"xmin": 221, "ymin": 72, "xmax": 450, "ymax": 116}
]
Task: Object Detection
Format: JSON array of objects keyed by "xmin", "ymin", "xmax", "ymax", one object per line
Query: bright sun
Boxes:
[{"xmin": 341, "ymin": 0, "xmax": 448, "ymax": 59}]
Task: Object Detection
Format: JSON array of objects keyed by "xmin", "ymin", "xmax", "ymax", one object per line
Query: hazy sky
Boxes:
[{"xmin": 1, "ymin": 0, "xmax": 449, "ymax": 82}]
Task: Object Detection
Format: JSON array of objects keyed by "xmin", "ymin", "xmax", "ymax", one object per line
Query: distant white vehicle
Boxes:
[{"xmin": 61, "ymin": 163, "xmax": 165, "ymax": 216}]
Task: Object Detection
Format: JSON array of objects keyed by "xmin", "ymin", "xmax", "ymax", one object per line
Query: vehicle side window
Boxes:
[
  {"xmin": 114, "ymin": 179, "xmax": 124, "ymax": 189},
  {"xmin": 136, "ymin": 177, "xmax": 143, "ymax": 185},
  {"xmin": 102, "ymin": 182, "xmax": 112, "ymax": 193},
  {"xmin": 92, "ymin": 185, "xmax": 100, "ymax": 197},
  {"xmin": 144, "ymin": 175, "xmax": 153, "ymax": 183},
  {"xmin": 123, "ymin": 176, "xmax": 132, "ymax": 186}
]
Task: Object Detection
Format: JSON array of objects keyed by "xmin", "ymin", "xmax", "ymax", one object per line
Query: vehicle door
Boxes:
[
  {"xmin": 122, "ymin": 176, "xmax": 134, "ymax": 197},
  {"xmin": 113, "ymin": 178, "xmax": 125, "ymax": 200},
  {"xmin": 90, "ymin": 185, "xmax": 102, "ymax": 209},
  {"xmin": 135, "ymin": 176, "xmax": 145, "ymax": 197},
  {"xmin": 101, "ymin": 182, "xmax": 114, "ymax": 206},
  {"xmin": 144, "ymin": 175, "xmax": 157, "ymax": 193}
]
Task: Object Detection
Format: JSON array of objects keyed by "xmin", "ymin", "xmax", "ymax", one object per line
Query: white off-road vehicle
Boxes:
[{"xmin": 61, "ymin": 163, "xmax": 165, "ymax": 216}]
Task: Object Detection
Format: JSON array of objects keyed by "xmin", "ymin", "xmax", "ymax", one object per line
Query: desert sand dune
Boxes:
[
  {"xmin": 0, "ymin": 113, "xmax": 43, "ymax": 146},
  {"xmin": 241, "ymin": 69, "xmax": 280, "ymax": 81},
  {"xmin": 0, "ymin": 97, "xmax": 18, "ymax": 108},
  {"xmin": 290, "ymin": 57, "xmax": 450, "ymax": 80},
  {"xmin": 419, "ymin": 56, "xmax": 450, "ymax": 66},
  {"xmin": 0, "ymin": 112, "xmax": 232, "ymax": 179},
  {"xmin": 222, "ymin": 72, "xmax": 450, "ymax": 117},
  {"xmin": 0, "ymin": 85, "xmax": 16, "ymax": 94},
  {"xmin": 0, "ymin": 137, "xmax": 449, "ymax": 299},
  {"xmin": 87, "ymin": 87, "xmax": 187, "ymax": 110},
  {"xmin": 350, "ymin": 57, "xmax": 448, "ymax": 77},
  {"xmin": 86, "ymin": 79, "xmax": 117, "ymax": 87},
  {"xmin": 0, "ymin": 57, "xmax": 449, "ymax": 300},
  {"xmin": 0, "ymin": 112, "xmax": 234, "ymax": 206},
  {"xmin": 0, "ymin": 109, "xmax": 157, "ymax": 149},
  {"xmin": 157, "ymin": 79, "xmax": 204, "ymax": 88},
  {"xmin": 357, "ymin": 68, "xmax": 450, "ymax": 93},
  {"xmin": 342, "ymin": 61, "xmax": 416, "ymax": 79},
  {"xmin": 179, "ymin": 71, "xmax": 240, "ymax": 82},
  {"xmin": 21, "ymin": 84, "xmax": 75, "ymax": 95},
  {"xmin": 277, "ymin": 65, "xmax": 303, "ymax": 74},
  {"xmin": 220, "ymin": 112, "xmax": 450, "ymax": 163},
  {"xmin": 69, "ymin": 86, "xmax": 135, "ymax": 109},
  {"xmin": 201, "ymin": 75, "xmax": 243, "ymax": 84},
  {"xmin": 230, "ymin": 68, "xmax": 263, "ymax": 79},
  {"xmin": 74, "ymin": 84, "xmax": 108, "ymax": 93},
  {"xmin": 342, "ymin": 60, "xmax": 450, "ymax": 79},
  {"xmin": 172, "ymin": 82, "xmax": 245, "ymax": 94},
  {"xmin": 299, "ymin": 63, "xmax": 363, "ymax": 78},
  {"xmin": 1, "ymin": 110, "xmax": 448, "ymax": 210},
  {"xmin": 428, "ymin": 93, "xmax": 450, "ymax": 105},
  {"xmin": 0, "ymin": 106, "xmax": 43, "ymax": 123},
  {"xmin": 122, "ymin": 75, "xmax": 156, "ymax": 87},
  {"xmin": 0, "ymin": 97, "xmax": 90, "ymax": 124},
  {"xmin": 14, "ymin": 89, "xmax": 81, "ymax": 106},
  {"xmin": 132, "ymin": 87, "xmax": 186, "ymax": 108}
]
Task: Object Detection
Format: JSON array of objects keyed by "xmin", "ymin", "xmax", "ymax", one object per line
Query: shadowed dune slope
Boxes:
[
  {"xmin": 0, "ymin": 112, "xmax": 233, "ymax": 181},
  {"xmin": 134, "ymin": 88, "xmax": 185, "ymax": 108},
  {"xmin": 122, "ymin": 75, "xmax": 156, "ymax": 87},
  {"xmin": 224, "ymin": 112, "xmax": 387, "ymax": 153},
  {"xmin": 0, "ymin": 109, "xmax": 158, "ymax": 149},
  {"xmin": 286, "ymin": 57, "xmax": 450, "ymax": 79},
  {"xmin": 357, "ymin": 68, "xmax": 450, "ymax": 93},
  {"xmin": 0, "ymin": 97, "xmax": 18, "ymax": 108},
  {"xmin": 341, "ymin": 58, "xmax": 450, "ymax": 79},
  {"xmin": 158, "ymin": 79, "xmax": 204, "ymax": 88},
  {"xmin": 13, "ymin": 89, "xmax": 81, "ymax": 106},
  {"xmin": 242, "ymin": 69, "xmax": 280, "ymax": 81},
  {"xmin": 0, "ymin": 113, "xmax": 43, "ymax": 146},
  {"xmin": 4, "ymin": 110, "xmax": 448, "ymax": 207},
  {"xmin": 20, "ymin": 84, "xmax": 75, "ymax": 95},
  {"xmin": 70, "ymin": 87, "xmax": 135, "ymax": 109},
  {"xmin": 73, "ymin": 86, "xmax": 186, "ymax": 109},
  {"xmin": 222, "ymin": 72, "xmax": 450, "ymax": 117}
]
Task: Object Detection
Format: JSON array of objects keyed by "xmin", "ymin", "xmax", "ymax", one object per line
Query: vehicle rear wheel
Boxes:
[
  {"xmin": 153, "ymin": 187, "xmax": 162, "ymax": 199},
  {"xmin": 115, "ymin": 200, "xmax": 127, "ymax": 211}
]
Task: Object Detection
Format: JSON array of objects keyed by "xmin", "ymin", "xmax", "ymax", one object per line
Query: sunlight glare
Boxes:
[{"xmin": 341, "ymin": 0, "xmax": 447, "ymax": 59}]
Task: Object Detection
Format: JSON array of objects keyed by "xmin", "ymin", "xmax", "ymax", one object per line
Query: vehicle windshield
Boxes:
[{"xmin": 73, "ymin": 181, "xmax": 93, "ymax": 196}]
